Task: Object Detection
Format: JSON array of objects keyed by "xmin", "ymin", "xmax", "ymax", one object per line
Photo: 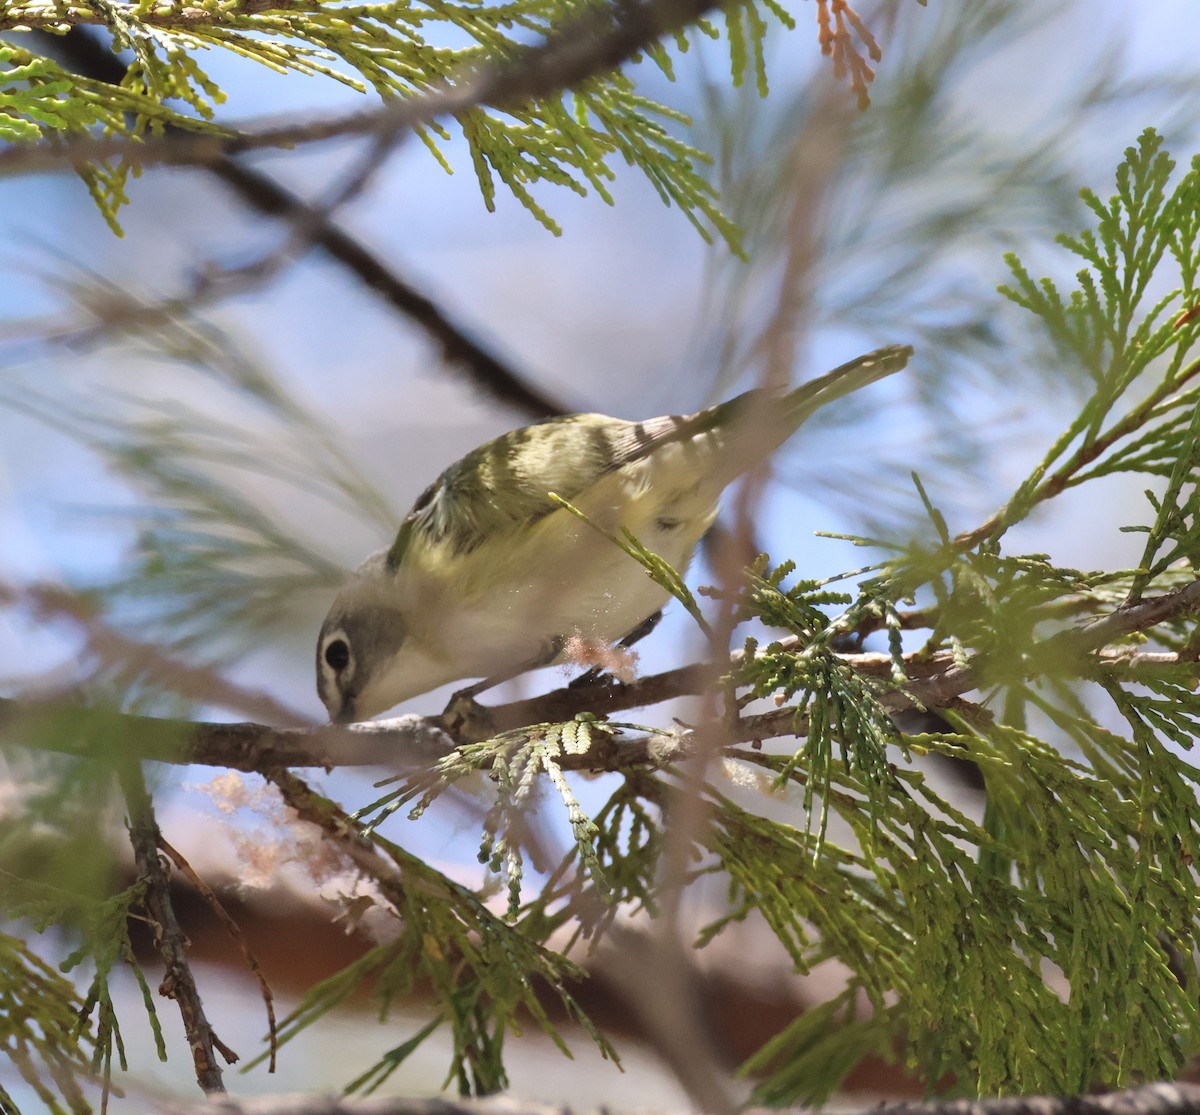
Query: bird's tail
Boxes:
[
  {"xmin": 693, "ymin": 344, "xmax": 913, "ymax": 485},
  {"xmin": 781, "ymin": 343, "xmax": 913, "ymax": 429}
]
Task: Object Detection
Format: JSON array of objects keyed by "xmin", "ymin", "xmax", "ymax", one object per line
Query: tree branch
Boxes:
[
  {"xmin": 1073, "ymin": 576, "xmax": 1200, "ymax": 651},
  {"xmin": 953, "ymin": 356, "xmax": 1200, "ymax": 551},
  {"xmin": 30, "ymin": 27, "xmax": 568, "ymax": 422},
  {"xmin": 169, "ymin": 1081, "xmax": 1200, "ymax": 1115},
  {"xmin": 159, "ymin": 836, "xmax": 279, "ymax": 1073},
  {"xmin": 871, "ymin": 1085, "xmax": 1200, "ymax": 1115},
  {"xmin": 119, "ymin": 761, "xmax": 235, "ymax": 1094},
  {"xmin": 0, "ymin": 700, "xmax": 455, "ymax": 769},
  {"xmin": 4, "ymin": 578, "xmax": 1198, "ymax": 775},
  {"xmin": 0, "ymin": 0, "xmax": 726, "ymax": 177}
]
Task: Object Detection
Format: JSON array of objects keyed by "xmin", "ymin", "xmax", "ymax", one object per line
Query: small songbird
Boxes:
[{"xmin": 317, "ymin": 345, "xmax": 912, "ymax": 723}]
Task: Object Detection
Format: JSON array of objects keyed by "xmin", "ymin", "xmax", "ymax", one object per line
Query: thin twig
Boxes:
[
  {"xmin": 211, "ymin": 157, "xmax": 566, "ymax": 418},
  {"xmin": 1072, "ymin": 577, "xmax": 1200, "ymax": 652},
  {"xmin": 0, "ymin": 0, "xmax": 728, "ymax": 177},
  {"xmin": 159, "ymin": 836, "xmax": 279, "ymax": 1073},
  {"xmin": 31, "ymin": 27, "xmax": 567, "ymax": 422},
  {"xmin": 266, "ymin": 769, "xmax": 413, "ymax": 912},
  {"xmin": 118, "ymin": 761, "xmax": 234, "ymax": 1094},
  {"xmin": 955, "ymin": 355, "xmax": 1200, "ymax": 550}
]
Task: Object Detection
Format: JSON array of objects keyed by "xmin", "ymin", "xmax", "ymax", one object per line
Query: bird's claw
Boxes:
[{"xmin": 441, "ymin": 688, "xmax": 496, "ymax": 740}]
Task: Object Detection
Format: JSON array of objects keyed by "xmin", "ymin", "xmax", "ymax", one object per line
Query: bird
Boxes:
[{"xmin": 317, "ymin": 344, "xmax": 912, "ymax": 724}]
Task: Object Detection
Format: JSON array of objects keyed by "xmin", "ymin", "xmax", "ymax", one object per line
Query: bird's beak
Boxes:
[{"xmin": 332, "ymin": 698, "xmax": 357, "ymax": 726}]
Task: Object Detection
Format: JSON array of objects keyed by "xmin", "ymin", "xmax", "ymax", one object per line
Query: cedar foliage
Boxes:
[{"xmin": 1, "ymin": 2, "xmax": 1200, "ymax": 1112}]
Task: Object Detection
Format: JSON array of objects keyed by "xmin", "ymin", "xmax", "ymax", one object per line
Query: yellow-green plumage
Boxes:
[{"xmin": 317, "ymin": 344, "xmax": 912, "ymax": 722}]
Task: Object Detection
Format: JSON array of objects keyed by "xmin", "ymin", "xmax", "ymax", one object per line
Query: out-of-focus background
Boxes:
[{"xmin": 2, "ymin": 1, "xmax": 1200, "ymax": 1108}]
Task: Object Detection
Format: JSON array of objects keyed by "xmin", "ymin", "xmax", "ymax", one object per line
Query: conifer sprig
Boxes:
[{"xmin": 0, "ymin": 0, "xmax": 873, "ymax": 238}]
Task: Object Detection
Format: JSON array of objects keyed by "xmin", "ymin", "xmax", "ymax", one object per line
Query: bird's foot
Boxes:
[{"xmin": 441, "ymin": 687, "xmax": 497, "ymax": 741}]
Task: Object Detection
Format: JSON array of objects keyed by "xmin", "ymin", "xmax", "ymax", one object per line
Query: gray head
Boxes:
[{"xmin": 316, "ymin": 553, "xmax": 409, "ymax": 724}]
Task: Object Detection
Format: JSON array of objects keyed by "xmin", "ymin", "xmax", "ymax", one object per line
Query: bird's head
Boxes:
[{"xmin": 316, "ymin": 553, "xmax": 418, "ymax": 723}]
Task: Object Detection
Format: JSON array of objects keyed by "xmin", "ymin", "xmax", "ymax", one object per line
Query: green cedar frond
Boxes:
[
  {"xmin": 0, "ymin": 43, "xmax": 228, "ymax": 232},
  {"xmin": 700, "ymin": 710, "xmax": 1200, "ymax": 1101},
  {"xmin": 250, "ymin": 794, "xmax": 619, "ymax": 1096},
  {"xmin": 364, "ymin": 716, "xmax": 624, "ymax": 915},
  {"xmin": 989, "ymin": 129, "xmax": 1200, "ymax": 543},
  {"xmin": 0, "ymin": 873, "xmax": 161, "ymax": 1110},
  {"xmin": 0, "ymin": 0, "xmax": 810, "ymax": 238},
  {"xmin": 0, "ymin": 931, "xmax": 97, "ymax": 1114}
]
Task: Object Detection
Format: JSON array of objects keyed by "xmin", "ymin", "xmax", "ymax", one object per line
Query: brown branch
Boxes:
[
  {"xmin": 209, "ymin": 162, "xmax": 566, "ymax": 419},
  {"xmin": 732, "ymin": 660, "xmax": 979, "ymax": 750},
  {"xmin": 5, "ymin": 578, "xmax": 1199, "ymax": 775},
  {"xmin": 2, "ymin": 580, "xmax": 307, "ymax": 727},
  {"xmin": 1072, "ymin": 577, "xmax": 1200, "ymax": 652},
  {"xmin": 873, "ymin": 1084, "xmax": 1200, "ymax": 1115},
  {"xmin": 30, "ymin": 28, "xmax": 568, "ymax": 422},
  {"xmin": 2, "ymin": 573, "xmax": 1196, "ymax": 776},
  {"xmin": 955, "ymin": 354, "xmax": 1200, "ymax": 550},
  {"xmin": 159, "ymin": 836, "xmax": 279, "ymax": 1074},
  {"xmin": 266, "ymin": 769, "xmax": 421, "ymax": 915},
  {"xmin": 0, "ymin": 699, "xmax": 456, "ymax": 769},
  {"xmin": 0, "ymin": 647, "xmax": 966, "ymax": 772},
  {"xmin": 165, "ymin": 1081, "xmax": 1200, "ymax": 1115},
  {"xmin": 0, "ymin": 0, "xmax": 728, "ymax": 177},
  {"xmin": 119, "ymin": 761, "xmax": 234, "ymax": 1094}
]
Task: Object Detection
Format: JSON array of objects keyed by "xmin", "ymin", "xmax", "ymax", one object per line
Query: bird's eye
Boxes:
[{"xmin": 324, "ymin": 638, "xmax": 351, "ymax": 672}]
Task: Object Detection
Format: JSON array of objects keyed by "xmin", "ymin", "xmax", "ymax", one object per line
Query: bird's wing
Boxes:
[
  {"xmin": 385, "ymin": 410, "xmax": 701, "ymax": 569},
  {"xmin": 383, "ymin": 345, "xmax": 912, "ymax": 577},
  {"xmin": 384, "ymin": 345, "xmax": 913, "ymax": 571}
]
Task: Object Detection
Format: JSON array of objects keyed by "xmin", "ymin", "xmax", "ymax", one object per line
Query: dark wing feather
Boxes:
[
  {"xmin": 383, "ymin": 344, "xmax": 913, "ymax": 570},
  {"xmin": 385, "ymin": 409, "xmax": 699, "ymax": 568}
]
